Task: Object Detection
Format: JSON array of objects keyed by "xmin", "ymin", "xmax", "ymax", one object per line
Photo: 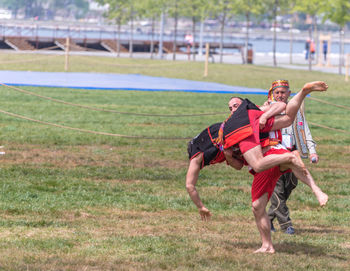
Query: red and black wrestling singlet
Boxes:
[{"xmin": 187, "ymin": 123, "xmax": 225, "ymax": 168}]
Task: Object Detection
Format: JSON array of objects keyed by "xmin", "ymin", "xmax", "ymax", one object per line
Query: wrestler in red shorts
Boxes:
[{"xmin": 250, "ymin": 146, "xmax": 291, "ymax": 203}]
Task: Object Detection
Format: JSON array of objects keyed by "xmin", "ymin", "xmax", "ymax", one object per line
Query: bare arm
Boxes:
[
  {"xmin": 259, "ymin": 101, "xmax": 286, "ymax": 129},
  {"xmin": 187, "ymin": 183, "xmax": 212, "ymax": 221},
  {"xmin": 224, "ymin": 148, "xmax": 244, "ymax": 170},
  {"xmin": 185, "ymin": 157, "xmax": 212, "ymax": 221},
  {"xmin": 186, "ymin": 180, "xmax": 205, "ymax": 210}
]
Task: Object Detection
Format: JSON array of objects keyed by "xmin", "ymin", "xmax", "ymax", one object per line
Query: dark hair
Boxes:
[{"xmin": 229, "ymin": 96, "xmax": 243, "ymax": 102}]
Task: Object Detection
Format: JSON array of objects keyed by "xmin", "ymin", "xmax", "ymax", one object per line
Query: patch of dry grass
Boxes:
[{"xmin": 1, "ymin": 143, "xmax": 187, "ymax": 170}]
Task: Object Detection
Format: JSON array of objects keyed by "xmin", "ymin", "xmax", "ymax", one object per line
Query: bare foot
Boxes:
[
  {"xmin": 291, "ymin": 150, "xmax": 307, "ymax": 176},
  {"xmin": 254, "ymin": 246, "xmax": 275, "ymax": 254},
  {"xmin": 302, "ymin": 81, "xmax": 328, "ymax": 94}
]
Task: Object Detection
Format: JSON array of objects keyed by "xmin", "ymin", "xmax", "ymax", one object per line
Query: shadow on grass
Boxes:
[
  {"xmin": 297, "ymin": 227, "xmax": 346, "ymax": 234},
  {"xmin": 225, "ymin": 240, "xmax": 347, "ymax": 261},
  {"xmin": 274, "ymin": 242, "xmax": 347, "ymax": 261}
]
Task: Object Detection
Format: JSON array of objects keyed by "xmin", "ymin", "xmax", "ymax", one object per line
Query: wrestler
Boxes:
[
  {"xmin": 224, "ymin": 125, "xmax": 328, "ymax": 253},
  {"xmin": 250, "ymin": 144, "xmax": 328, "ymax": 254},
  {"xmin": 223, "ymin": 81, "xmax": 328, "ymax": 174},
  {"xmin": 186, "ymin": 81, "xmax": 328, "ymax": 220},
  {"xmin": 186, "ymin": 102, "xmax": 287, "ymax": 220}
]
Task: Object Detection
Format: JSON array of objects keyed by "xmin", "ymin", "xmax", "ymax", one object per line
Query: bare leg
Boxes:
[
  {"xmin": 280, "ymin": 162, "xmax": 328, "ymax": 206},
  {"xmin": 286, "ymin": 81, "xmax": 328, "ymax": 116},
  {"xmin": 252, "ymin": 193, "xmax": 275, "ymax": 253},
  {"xmin": 243, "ymin": 145, "xmax": 306, "ymax": 174},
  {"xmin": 291, "ymin": 150, "xmax": 307, "ymax": 176},
  {"xmin": 271, "ymin": 81, "xmax": 328, "ymax": 130}
]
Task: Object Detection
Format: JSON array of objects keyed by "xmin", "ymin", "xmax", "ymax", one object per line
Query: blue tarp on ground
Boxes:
[{"xmin": 0, "ymin": 70, "xmax": 268, "ymax": 95}]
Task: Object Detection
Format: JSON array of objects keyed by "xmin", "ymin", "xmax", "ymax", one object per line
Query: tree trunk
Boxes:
[
  {"xmin": 25, "ymin": 1, "xmax": 32, "ymax": 18},
  {"xmin": 220, "ymin": 20, "xmax": 225, "ymax": 63},
  {"xmin": 117, "ymin": 20, "xmax": 121, "ymax": 57},
  {"xmin": 113, "ymin": 28, "xmax": 117, "ymax": 56},
  {"xmin": 308, "ymin": 26, "xmax": 312, "ymax": 71},
  {"xmin": 159, "ymin": 10, "xmax": 165, "ymax": 59},
  {"xmin": 192, "ymin": 16, "xmax": 196, "ymax": 61},
  {"xmin": 272, "ymin": 1, "xmax": 277, "ymax": 67},
  {"xmin": 244, "ymin": 12, "xmax": 250, "ymax": 64},
  {"xmin": 313, "ymin": 15, "xmax": 319, "ymax": 65},
  {"xmin": 339, "ymin": 27, "xmax": 344, "ymax": 75},
  {"xmin": 172, "ymin": 3, "xmax": 178, "ymax": 61},
  {"xmin": 219, "ymin": 11, "xmax": 226, "ymax": 64},
  {"xmin": 289, "ymin": 13, "xmax": 295, "ymax": 64},
  {"xmin": 129, "ymin": 10, "xmax": 134, "ymax": 58},
  {"xmin": 150, "ymin": 17, "xmax": 155, "ymax": 59},
  {"xmin": 199, "ymin": 17, "xmax": 204, "ymax": 57}
]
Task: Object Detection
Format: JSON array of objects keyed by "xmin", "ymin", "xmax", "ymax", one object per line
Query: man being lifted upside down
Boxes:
[
  {"xmin": 222, "ymin": 81, "xmax": 328, "ymax": 175},
  {"xmin": 186, "ymin": 81, "xmax": 328, "ymax": 242}
]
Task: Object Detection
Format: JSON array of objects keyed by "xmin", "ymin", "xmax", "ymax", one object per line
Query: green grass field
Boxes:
[{"xmin": 0, "ymin": 53, "xmax": 349, "ymax": 270}]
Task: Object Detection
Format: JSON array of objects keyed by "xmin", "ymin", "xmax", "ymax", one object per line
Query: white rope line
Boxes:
[
  {"xmin": 308, "ymin": 96, "xmax": 350, "ymax": 111},
  {"xmin": 0, "ymin": 108, "xmax": 192, "ymax": 140},
  {"xmin": 1, "ymin": 86, "xmax": 348, "ymax": 135},
  {"xmin": 0, "ymin": 106, "xmax": 347, "ymax": 141},
  {"xmin": 308, "ymin": 122, "xmax": 350, "ymax": 134}
]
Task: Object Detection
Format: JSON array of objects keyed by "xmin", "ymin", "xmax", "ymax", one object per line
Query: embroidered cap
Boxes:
[{"xmin": 268, "ymin": 79, "xmax": 290, "ymax": 101}]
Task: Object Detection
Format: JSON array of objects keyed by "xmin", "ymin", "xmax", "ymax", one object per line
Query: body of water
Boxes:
[{"xmin": 1, "ymin": 24, "xmax": 349, "ymax": 55}]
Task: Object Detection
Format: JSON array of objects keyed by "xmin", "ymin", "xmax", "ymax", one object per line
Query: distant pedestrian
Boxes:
[
  {"xmin": 185, "ymin": 34, "xmax": 193, "ymax": 61},
  {"xmin": 305, "ymin": 39, "xmax": 310, "ymax": 60},
  {"xmin": 185, "ymin": 34, "xmax": 193, "ymax": 47},
  {"xmin": 310, "ymin": 40, "xmax": 315, "ymax": 60},
  {"xmin": 323, "ymin": 40, "xmax": 328, "ymax": 63}
]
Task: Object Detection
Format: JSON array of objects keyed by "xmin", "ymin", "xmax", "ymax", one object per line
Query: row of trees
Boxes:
[
  {"xmin": 0, "ymin": 1, "xmax": 349, "ymax": 72},
  {"xmin": 96, "ymin": 0, "xmax": 350, "ymax": 73},
  {"xmin": 0, "ymin": 0, "xmax": 90, "ymax": 20}
]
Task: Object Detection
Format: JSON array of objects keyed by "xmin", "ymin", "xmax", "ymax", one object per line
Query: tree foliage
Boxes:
[
  {"xmin": 321, "ymin": 0, "xmax": 350, "ymax": 28},
  {"xmin": 293, "ymin": 0, "xmax": 320, "ymax": 16},
  {"xmin": 0, "ymin": 0, "xmax": 89, "ymax": 19}
]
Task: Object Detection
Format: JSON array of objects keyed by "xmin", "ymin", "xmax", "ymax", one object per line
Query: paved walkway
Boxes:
[
  {"xmin": 58, "ymin": 50, "xmax": 346, "ymax": 75},
  {"xmin": 162, "ymin": 51, "xmax": 347, "ymax": 75}
]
